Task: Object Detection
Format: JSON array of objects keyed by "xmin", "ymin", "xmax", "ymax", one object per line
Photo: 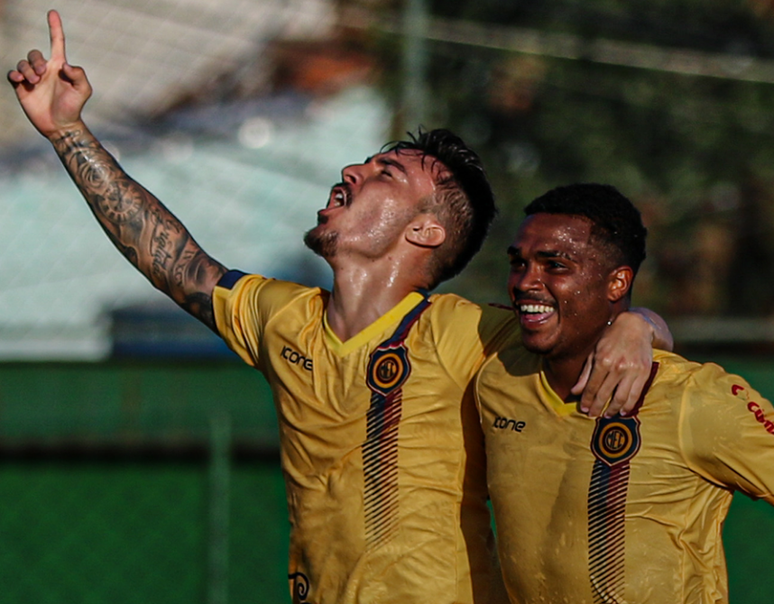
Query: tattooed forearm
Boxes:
[
  {"xmin": 150, "ymin": 220, "xmax": 174, "ymax": 279},
  {"xmin": 52, "ymin": 127, "xmax": 226, "ymax": 329}
]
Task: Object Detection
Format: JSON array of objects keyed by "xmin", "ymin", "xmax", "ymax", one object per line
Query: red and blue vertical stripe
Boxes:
[{"xmin": 363, "ymin": 294, "xmax": 431, "ymax": 548}]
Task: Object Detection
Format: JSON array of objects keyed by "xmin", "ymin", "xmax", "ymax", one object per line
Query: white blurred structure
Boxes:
[
  {"xmin": 0, "ymin": 0, "xmax": 338, "ymax": 142},
  {"xmin": 0, "ymin": 0, "xmax": 392, "ymax": 359}
]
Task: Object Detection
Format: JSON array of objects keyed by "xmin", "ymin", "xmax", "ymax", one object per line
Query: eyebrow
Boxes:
[
  {"xmin": 507, "ymin": 245, "xmax": 574, "ymax": 261},
  {"xmin": 371, "ymin": 155, "xmax": 408, "ymax": 175}
]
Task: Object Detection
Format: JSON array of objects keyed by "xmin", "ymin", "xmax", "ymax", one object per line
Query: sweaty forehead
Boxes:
[
  {"xmin": 518, "ymin": 213, "xmax": 592, "ymax": 239},
  {"xmin": 513, "ymin": 213, "xmax": 596, "ymax": 252}
]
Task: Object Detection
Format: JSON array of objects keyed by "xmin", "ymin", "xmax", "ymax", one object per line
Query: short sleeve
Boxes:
[
  {"xmin": 681, "ymin": 363, "xmax": 774, "ymax": 504},
  {"xmin": 212, "ymin": 271, "xmax": 273, "ymax": 368}
]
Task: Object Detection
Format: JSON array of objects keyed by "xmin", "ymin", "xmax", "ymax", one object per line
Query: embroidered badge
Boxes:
[
  {"xmin": 591, "ymin": 416, "xmax": 642, "ymax": 467},
  {"xmin": 367, "ymin": 347, "xmax": 410, "ymax": 396}
]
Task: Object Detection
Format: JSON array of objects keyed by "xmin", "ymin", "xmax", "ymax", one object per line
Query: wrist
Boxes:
[
  {"xmin": 628, "ymin": 308, "xmax": 657, "ymax": 344},
  {"xmin": 47, "ymin": 119, "xmax": 89, "ymax": 144}
]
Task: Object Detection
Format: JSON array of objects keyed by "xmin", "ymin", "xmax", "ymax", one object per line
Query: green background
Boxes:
[{"xmin": 0, "ymin": 358, "xmax": 771, "ymax": 603}]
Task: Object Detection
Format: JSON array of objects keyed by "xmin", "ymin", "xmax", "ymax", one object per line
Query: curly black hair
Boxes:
[{"xmin": 524, "ymin": 183, "xmax": 647, "ymax": 275}]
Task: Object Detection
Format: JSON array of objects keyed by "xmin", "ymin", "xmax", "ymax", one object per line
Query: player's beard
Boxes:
[{"xmin": 304, "ymin": 227, "xmax": 338, "ymax": 259}]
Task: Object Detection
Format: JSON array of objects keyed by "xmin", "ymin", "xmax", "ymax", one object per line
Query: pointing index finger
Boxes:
[{"xmin": 47, "ymin": 10, "xmax": 67, "ymax": 62}]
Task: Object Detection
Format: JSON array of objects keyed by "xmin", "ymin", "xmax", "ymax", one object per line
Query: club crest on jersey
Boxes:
[
  {"xmin": 591, "ymin": 416, "xmax": 641, "ymax": 467},
  {"xmin": 367, "ymin": 346, "xmax": 410, "ymax": 396}
]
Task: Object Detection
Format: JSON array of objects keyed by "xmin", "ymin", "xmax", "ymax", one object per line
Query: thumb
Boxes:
[
  {"xmin": 60, "ymin": 63, "xmax": 92, "ymax": 94},
  {"xmin": 571, "ymin": 352, "xmax": 593, "ymax": 395}
]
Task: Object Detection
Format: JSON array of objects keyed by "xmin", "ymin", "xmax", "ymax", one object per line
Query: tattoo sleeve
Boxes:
[{"xmin": 52, "ymin": 127, "xmax": 227, "ymax": 331}]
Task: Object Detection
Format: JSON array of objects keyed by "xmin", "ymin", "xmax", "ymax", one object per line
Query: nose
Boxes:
[
  {"xmin": 509, "ymin": 263, "xmax": 542, "ymax": 295},
  {"xmin": 341, "ymin": 163, "xmax": 363, "ymax": 185}
]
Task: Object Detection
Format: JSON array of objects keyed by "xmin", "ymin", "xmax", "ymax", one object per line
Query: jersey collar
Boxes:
[
  {"xmin": 323, "ymin": 291, "xmax": 427, "ymax": 357},
  {"xmin": 539, "ymin": 367, "xmax": 579, "ymax": 417}
]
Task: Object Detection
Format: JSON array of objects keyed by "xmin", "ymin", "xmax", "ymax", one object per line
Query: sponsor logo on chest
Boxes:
[
  {"xmin": 492, "ymin": 416, "xmax": 527, "ymax": 432},
  {"xmin": 281, "ymin": 345, "xmax": 313, "ymax": 371}
]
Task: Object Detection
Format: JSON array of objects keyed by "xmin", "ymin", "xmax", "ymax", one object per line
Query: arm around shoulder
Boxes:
[
  {"xmin": 574, "ymin": 307, "xmax": 672, "ymax": 418},
  {"xmin": 630, "ymin": 306, "xmax": 673, "ymax": 351}
]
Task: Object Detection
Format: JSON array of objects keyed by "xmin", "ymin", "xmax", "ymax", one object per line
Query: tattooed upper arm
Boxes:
[
  {"xmin": 53, "ymin": 126, "xmax": 227, "ymax": 331},
  {"xmin": 175, "ymin": 251, "xmax": 228, "ymax": 331}
]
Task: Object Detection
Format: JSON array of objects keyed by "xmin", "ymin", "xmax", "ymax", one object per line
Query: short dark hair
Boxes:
[
  {"xmin": 384, "ymin": 128, "xmax": 496, "ymax": 288},
  {"xmin": 524, "ymin": 183, "xmax": 647, "ymax": 275}
]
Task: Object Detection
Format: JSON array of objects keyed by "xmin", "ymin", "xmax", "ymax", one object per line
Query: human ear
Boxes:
[
  {"xmin": 406, "ymin": 215, "xmax": 446, "ymax": 249},
  {"xmin": 607, "ymin": 266, "xmax": 634, "ymax": 303}
]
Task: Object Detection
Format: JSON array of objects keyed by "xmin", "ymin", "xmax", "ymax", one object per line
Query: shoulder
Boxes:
[
  {"xmin": 650, "ymin": 350, "xmax": 704, "ymax": 387},
  {"xmin": 652, "ymin": 350, "xmax": 757, "ymax": 399},
  {"xmin": 650, "ymin": 352, "xmax": 774, "ymax": 496},
  {"xmin": 410, "ymin": 293, "xmax": 518, "ymax": 382},
  {"xmin": 427, "ymin": 291, "xmax": 479, "ymax": 313},
  {"xmin": 217, "ymin": 271, "xmax": 326, "ymax": 304},
  {"xmin": 214, "ymin": 271, "xmax": 329, "ymax": 332},
  {"xmin": 425, "ymin": 293, "xmax": 516, "ymax": 334},
  {"xmin": 650, "ymin": 350, "xmax": 774, "ymax": 437}
]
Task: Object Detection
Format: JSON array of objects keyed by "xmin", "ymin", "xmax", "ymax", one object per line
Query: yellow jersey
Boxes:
[
  {"xmin": 213, "ymin": 270, "xmax": 517, "ymax": 604},
  {"xmin": 476, "ymin": 347, "xmax": 774, "ymax": 604}
]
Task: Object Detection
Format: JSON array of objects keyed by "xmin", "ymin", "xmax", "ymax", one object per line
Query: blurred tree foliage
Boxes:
[{"xmin": 361, "ymin": 0, "xmax": 774, "ymax": 317}]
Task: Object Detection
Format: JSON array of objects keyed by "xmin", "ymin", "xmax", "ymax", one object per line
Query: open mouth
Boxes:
[
  {"xmin": 519, "ymin": 303, "xmax": 554, "ymax": 315},
  {"xmin": 516, "ymin": 302, "xmax": 556, "ymax": 325},
  {"xmin": 328, "ymin": 184, "xmax": 350, "ymax": 208}
]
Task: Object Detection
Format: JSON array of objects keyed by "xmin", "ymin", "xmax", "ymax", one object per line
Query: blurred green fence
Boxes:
[
  {"xmin": 0, "ymin": 360, "xmax": 289, "ymax": 604},
  {"xmin": 0, "ymin": 357, "xmax": 773, "ymax": 603}
]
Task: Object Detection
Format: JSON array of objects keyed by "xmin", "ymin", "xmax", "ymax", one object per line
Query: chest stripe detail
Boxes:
[
  {"xmin": 588, "ymin": 461, "xmax": 630, "ymax": 603},
  {"xmin": 587, "ymin": 362, "xmax": 658, "ymax": 603},
  {"xmin": 362, "ymin": 293, "xmax": 431, "ymax": 548}
]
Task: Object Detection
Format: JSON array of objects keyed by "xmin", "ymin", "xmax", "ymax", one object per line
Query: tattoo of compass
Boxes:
[{"xmin": 95, "ymin": 180, "xmax": 144, "ymax": 225}]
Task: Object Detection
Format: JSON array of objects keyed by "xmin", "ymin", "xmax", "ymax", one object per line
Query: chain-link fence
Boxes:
[
  {"xmin": 1, "ymin": 3, "xmax": 362, "ymax": 601},
  {"xmin": 0, "ymin": 360, "xmax": 291, "ymax": 604},
  {"xmin": 2, "ymin": 2, "xmax": 774, "ymax": 602},
  {"xmin": 6, "ymin": 0, "xmax": 774, "ymax": 356},
  {"xmin": 0, "ymin": 460, "xmax": 289, "ymax": 604}
]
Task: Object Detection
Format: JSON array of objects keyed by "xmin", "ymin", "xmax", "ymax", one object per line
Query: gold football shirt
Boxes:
[
  {"xmin": 476, "ymin": 347, "xmax": 774, "ymax": 604},
  {"xmin": 214, "ymin": 270, "xmax": 517, "ymax": 604}
]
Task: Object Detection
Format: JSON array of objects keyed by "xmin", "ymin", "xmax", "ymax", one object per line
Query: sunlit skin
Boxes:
[
  {"xmin": 306, "ymin": 151, "xmax": 445, "ymax": 264},
  {"xmin": 508, "ymin": 213, "xmax": 632, "ymax": 402},
  {"xmin": 305, "ymin": 149, "xmax": 449, "ymax": 340},
  {"xmin": 7, "ymin": 10, "xmax": 671, "ymax": 416}
]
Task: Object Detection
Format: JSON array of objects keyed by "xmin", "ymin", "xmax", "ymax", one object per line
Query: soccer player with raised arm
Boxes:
[
  {"xmin": 476, "ymin": 183, "xmax": 774, "ymax": 603},
  {"xmin": 9, "ymin": 12, "xmax": 672, "ymax": 604}
]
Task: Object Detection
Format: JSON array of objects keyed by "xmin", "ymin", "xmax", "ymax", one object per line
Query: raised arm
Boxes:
[{"xmin": 7, "ymin": 11, "xmax": 226, "ymax": 330}]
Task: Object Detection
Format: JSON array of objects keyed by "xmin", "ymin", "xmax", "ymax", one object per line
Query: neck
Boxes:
[
  {"xmin": 542, "ymin": 307, "xmax": 627, "ymax": 400},
  {"xmin": 542, "ymin": 355, "xmax": 590, "ymax": 402},
  {"xmin": 326, "ymin": 259, "xmax": 428, "ymax": 341}
]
